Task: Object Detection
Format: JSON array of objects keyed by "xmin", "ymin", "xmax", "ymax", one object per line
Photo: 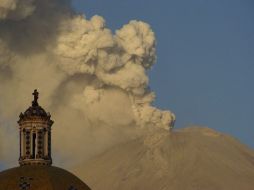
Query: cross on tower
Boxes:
[{"xmin": 32, "ymin": 89, "xmax": 39, "ymax": 106}]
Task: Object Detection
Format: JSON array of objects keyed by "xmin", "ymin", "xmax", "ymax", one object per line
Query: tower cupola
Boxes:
[{"xmin": 18, "ymin": 89, "xmax": 54, "ymax": 166}]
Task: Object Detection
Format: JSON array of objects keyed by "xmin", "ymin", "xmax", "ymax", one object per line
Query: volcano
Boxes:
[{"xmin": 74, "ymin": 127, "xmax": 254, "ymax": 190}]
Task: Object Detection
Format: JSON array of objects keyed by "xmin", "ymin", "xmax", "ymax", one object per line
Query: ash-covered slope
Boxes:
[{"xmin": 74, "ymin": 127, "xmax": 254, "ymax": 190}]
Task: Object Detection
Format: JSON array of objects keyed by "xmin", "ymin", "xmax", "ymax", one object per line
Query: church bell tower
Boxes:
[{"xmin": 18, "ymin": 89, "xmax": 54, "ymax": 166}]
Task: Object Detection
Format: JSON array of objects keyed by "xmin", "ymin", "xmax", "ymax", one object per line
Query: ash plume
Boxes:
[
  {"xmin": 0, "ymin": 0, "xmax": 35, "ymax": 20},
  {"xmin": 0, "ymin": 0, "xmax": 175, "ymax": 168}
]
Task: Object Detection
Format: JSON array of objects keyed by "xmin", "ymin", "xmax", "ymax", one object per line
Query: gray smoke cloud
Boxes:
[
  {"xmin": 0, "ymin": 0, "xmax": 175, "ymax": 169},
  {"xmin": 0, "ymin": 0, "xmax": 35, "ymax": 20}
]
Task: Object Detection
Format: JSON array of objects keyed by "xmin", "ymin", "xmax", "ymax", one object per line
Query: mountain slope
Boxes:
[{"xmin": 74, "ymin": 127, "xmax": 254, "ymax": 190}]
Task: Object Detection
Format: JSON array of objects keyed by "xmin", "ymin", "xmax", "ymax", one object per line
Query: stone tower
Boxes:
[
  {"xmin": 18, "ymin": 89, "xmax": 53, "ymax": 166},
  {"xmin": 0, "ymin": 90, "xmax": 91, "ymax": 190}
]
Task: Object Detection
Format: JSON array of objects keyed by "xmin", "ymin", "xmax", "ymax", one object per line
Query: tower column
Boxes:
[
  {"xmin": 37, "ymin": 129, "xmax": 43, "ymax": 158},
  {"xmin": 48, "ymin": 130, "xmax": 51, "ymax": 158},
  {"xmin": 36, "ymin": 130, "xmax": 38, "ymax": 158},
  {"xmin": 22, "ymin": 130, "xmax": 25, "ymax": 157},
  {"xmin": 30, "ymin": 130, "xmax": 33, "ymax": 159},
  {"xmin": 20, "ymin": 129, "xmax": 24, "ymax": 158},
  {"xmin": 44, "ymin": 130, "xmax": 48, "ymax": 157},
  {"xmin": 19, "ymin": 130, "xmax": 21, "ymax": 158}
]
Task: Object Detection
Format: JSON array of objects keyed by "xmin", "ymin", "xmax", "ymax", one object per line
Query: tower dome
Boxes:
[{"xmin": 0, "ymin": 90, "xmax": 91, "ymax": 190}]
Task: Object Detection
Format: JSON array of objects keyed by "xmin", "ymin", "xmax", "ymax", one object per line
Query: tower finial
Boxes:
[{"xmin": 32, "ymin": 89, "xmax": 39, "ymax": 106}]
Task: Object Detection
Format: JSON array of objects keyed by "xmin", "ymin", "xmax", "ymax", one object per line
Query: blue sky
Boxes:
[{"xmin": 72, "ymin": 0, "xmax": 254, "ymax": 148}]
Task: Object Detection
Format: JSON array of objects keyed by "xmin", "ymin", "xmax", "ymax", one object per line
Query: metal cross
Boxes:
[{"xmin": 32, "ymin": 89, "xmax": 39, "ymax": 106}]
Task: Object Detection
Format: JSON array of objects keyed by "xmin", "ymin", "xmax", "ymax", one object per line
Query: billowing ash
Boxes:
[
  {"xmin": 0, "ymin": 0, "xmax": 175, "ymax": 168},
  {"xmin": 0, "ymin": 0, "xmax": 35, "ymax": 20}
]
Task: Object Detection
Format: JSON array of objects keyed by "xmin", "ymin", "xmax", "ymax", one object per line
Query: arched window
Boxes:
[{"xmin": 32, "ymin": 133, "xmax": 37, "ymax": 159}]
